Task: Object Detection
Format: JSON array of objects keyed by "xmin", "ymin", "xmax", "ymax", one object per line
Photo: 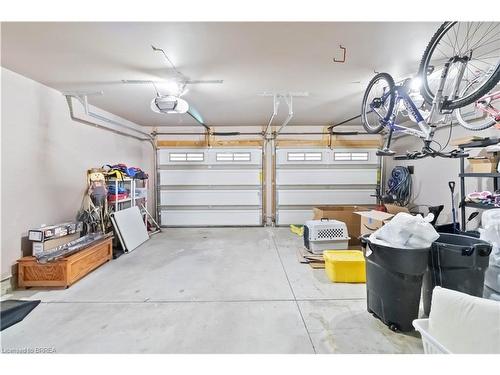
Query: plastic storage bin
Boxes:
[
  {"xmin": 422, "ymin": 233, "xmax": 492, "ymax": 316},
  {"xmin": 107, "ymin": 193, "xmax": 129, "ymax": 202},
  {"xmin": 361, "ymin": 234, "xmax": 430, "ymax": 332},
  {"xmin": 419, "ymin": 286, "xmax": 500, "ymax": 353},
  {"xmin": 323, "ymin": 250, "xmax": 366, "ymax": 283},
  {"xmin": 412, "ymin": 319, "xmax": 451, "ymax": 354},
  {"xmin": 135, "ymin": 187, "xmax": 147, "ymax": 199}
]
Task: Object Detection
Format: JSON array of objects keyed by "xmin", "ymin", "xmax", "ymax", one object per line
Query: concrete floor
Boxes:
[{"xmin": 1, "ymin": 228, "xmax": 423, "ymax": 354}]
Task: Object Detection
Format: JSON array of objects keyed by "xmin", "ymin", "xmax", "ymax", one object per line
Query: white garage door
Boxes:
[
  {"xmin": 275, "ymin": 147, "xmax": 379, "ymax": 225},
  {"xmin": 158, "ymin": 148, "xmax": 263, "ymax": 226}
]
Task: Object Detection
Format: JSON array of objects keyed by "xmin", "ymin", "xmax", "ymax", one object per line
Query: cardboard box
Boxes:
[
  {"xmin": 355, "ymin": 210, "xmax": 395, "ymax": 236},
  {"xmin": 451, "ymin": 136, "xmax": 484, "ymax": 146},
  {"xmin": 32, "ymin": 232, "xmax": 81, "ymax": 257},
  {"xmin": 313, "ymin": 205, "xmax": 375, "ymax": 246},
  {"xmin": 384, "ymin": 204, "xmax": 410, "ymax": 215},
  {"xmin": 468, "ymin": 156, "xmax": 499, "ymax": 173},
  {"xmin": 28, "ymin": 221, "xmax": 83, "ymax": 242}
]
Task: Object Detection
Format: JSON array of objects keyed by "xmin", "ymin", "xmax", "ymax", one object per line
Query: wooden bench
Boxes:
[{"xmin": 18, "ymin": 237, "xmax": 113, "ymax": 288}]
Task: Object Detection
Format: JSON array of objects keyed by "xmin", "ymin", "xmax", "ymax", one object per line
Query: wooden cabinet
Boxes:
[{"xmin": 18, "ymin": 237, "xmax": 113, "ymax": 288}]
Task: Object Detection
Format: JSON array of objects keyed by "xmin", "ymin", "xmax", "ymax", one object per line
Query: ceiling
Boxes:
[{"xmin": 1, "ymin": 22, "xmax": 440, "ymax": 127}]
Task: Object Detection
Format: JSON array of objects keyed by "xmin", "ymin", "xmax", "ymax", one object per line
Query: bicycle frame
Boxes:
[
  {"xmin": 378, "ymin": 87, "xmax": 432, "ymax": 140},
  {"xmin": 370, "ymin": 58, "xmax": 472, "ymax": 155}
]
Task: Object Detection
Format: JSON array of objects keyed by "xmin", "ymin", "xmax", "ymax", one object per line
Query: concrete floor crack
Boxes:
[{"xmin": 269, "ymin": 229, "xmax": 317, "ymax": 354}]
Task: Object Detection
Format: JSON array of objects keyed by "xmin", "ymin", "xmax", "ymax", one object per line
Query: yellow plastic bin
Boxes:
[{"xmin": 323, "ymin": 250, "xmax": 366, "ymax": 283}]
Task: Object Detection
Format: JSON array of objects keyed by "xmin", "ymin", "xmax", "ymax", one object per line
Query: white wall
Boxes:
[
  {"xmin": 385, "ymin": 124, "xmax": 498, "ymax": 228},
  {"xmin": 1, "ymin": 68, "xmax": 154, "ymax": 280}
]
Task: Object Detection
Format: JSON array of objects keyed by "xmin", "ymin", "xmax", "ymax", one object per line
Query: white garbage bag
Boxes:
[
  {"xmin": 480, "ymin": 209, "xmax": 500, "ymax": 267},
  {"xmin": 482, "ymin": 209, "xmax": 500, "ymax": 228},
  {"xmin": 480, "ymin": 210, "xmax": 500, "ymax": 298},
  {"xmin": 369, "ymin": 212, "xmax": 439, "ymax": 249}
]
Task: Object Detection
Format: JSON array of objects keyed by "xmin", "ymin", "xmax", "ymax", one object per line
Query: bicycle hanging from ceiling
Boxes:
[{"xmin": 361, "ymin": 21, "xmax": 500, "ymax": 160}]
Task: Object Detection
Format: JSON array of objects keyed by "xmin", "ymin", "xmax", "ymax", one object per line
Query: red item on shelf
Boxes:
[{"xmin": 107, "ymin": 193, "xmax": 129, "ymax": 202}]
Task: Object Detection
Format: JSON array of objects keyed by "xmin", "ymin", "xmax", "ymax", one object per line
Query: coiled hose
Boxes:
[{"xmin": 387, "ymin": 166, "xmax": 412, "ymax": 206}]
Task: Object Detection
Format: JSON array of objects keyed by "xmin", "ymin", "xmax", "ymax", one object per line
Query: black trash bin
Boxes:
[
  {"xmin": 360, "ymin": 234, "xmax": 430, "ymax": 332},
  {"xmin": 422, "ymin": 233, "xmax": 492, "ymax": 316}
]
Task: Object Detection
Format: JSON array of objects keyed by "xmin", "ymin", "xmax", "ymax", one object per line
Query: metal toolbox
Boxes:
[{"xmin": 303, "ymin": 219, "xmax": 350, "ymax": 254}]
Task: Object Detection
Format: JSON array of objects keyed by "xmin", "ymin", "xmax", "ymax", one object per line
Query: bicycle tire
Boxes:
[
  {"xmin": 418, "ymin": 22, "xmax": 500, "ymax": 110},
  {"xmin": 361, "ymin": 73, "xmax": 395, "ymax": 134},
  {"xmin": 455, "ymin": 80, "xmax": 498, "ymax": 131}
]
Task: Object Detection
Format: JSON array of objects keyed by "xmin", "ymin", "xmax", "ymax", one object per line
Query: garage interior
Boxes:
[{"xmin": 1, "ymin": 19, "xmax": 499, "ymax": 356}]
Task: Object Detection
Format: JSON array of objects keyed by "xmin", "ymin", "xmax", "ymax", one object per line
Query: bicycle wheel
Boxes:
[
  {"xmin": 361, "ymin": 73, "xmax": 395, "ymax": 134},
  {"xmin": 455, "ymin": 80, "xmax": 499, "ymax": 131},
  {"xmin": 419, "ymin": 22, "xmax": 500, "ymax": 110}
]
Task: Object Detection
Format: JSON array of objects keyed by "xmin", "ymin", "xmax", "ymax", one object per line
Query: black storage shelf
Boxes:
[
  {"xmin": 462, "ymin": 202, "xmax": 498, "ymax": 210},
  {"xmin": 459, "ymin": 138, "xmax": 499, "ymax": 148},
  {"xmin": 459, "ymin": 139, "xmax": 499, "ymax": 230},
  {"xmin": 459, "ymin": 173, "xmax": 500, "ymax": 178}
]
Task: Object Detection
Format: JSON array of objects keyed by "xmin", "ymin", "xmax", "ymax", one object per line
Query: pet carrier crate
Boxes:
[{"xmin": 303, "ymin": 219, "xmax": 350, "ymax": 254}]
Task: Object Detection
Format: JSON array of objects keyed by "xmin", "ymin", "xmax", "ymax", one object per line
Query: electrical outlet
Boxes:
[{"xmin": 407, "ymin": 166, "xmax": 414, "ymax": 174}]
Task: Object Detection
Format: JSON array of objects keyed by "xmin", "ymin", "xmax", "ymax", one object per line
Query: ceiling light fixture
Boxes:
[
  {"xmin": 151, "ymin": 95, "xmax": 189, "ymax": 114},
  {"xmin": 157, "ymin": 81, "xmax": 182, "ymax": 95},
  {"xmin": 410, "ymin": 77, "xmax": 422, "ymax": 91}
]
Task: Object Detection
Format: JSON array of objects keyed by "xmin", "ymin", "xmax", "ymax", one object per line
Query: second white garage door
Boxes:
[
  {"xmin": 275, "ymin": 147, "xmax": 380, "ymax": 225},
  {"xmin": 158, "ymin": 148, "xmax": 263, "ymax": 226}
]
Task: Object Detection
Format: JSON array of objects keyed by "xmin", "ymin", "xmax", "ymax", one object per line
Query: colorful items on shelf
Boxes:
[
  {"xmin": 103, "ymin": 164, "xmax": 148, "ymax": 180},
  {"xmin": 466, "ymin": 191, "xmax": 500, "ymax": 208},
  {"xmin": 107, "ymin": 193, "xmax": 129, "ymax": 202},
  {"xmin": 107, "ymin": 183, "xmax": 128, "ymax": 195},
  {"xmin": 108, "ymin": 182, "xmax": 130, "ymax": 202},
  {"xmin": 107, "ymin": 181, "xmax": 129, "ymax": 202}
]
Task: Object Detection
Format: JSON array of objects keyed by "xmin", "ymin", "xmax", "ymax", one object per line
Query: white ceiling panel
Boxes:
[{"xmin": 1, "ymin": 22, "xmax": 440, "ymax": 127}]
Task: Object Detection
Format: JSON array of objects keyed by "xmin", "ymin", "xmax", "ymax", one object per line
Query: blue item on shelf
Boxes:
[{"xmin": 107, "ymin": 183, "xmax": 127, "ymax": 194}]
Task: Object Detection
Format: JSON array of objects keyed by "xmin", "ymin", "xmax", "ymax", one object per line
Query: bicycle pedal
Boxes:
[{"xmin": 376, "ymin": 149, "xmax": 396, "ymax": 157}]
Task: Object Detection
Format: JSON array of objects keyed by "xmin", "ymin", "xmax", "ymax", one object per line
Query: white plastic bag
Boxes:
[
  {"xmin": 480, "ymin": 210, "xmax": 500, "ymax": 266},
  {"xmin": 479, "ymin": 223, "xmax": 500, "ymax": 267},
  {"xmin": 481, "ymin": 225, "xmax": 500, "ymax": 254},
  {"xmin": 369, "ymin": 212, "xmax": 439, "ymax": 249},
  {"xmin": 481, "ymin": 210, "xmax": 500, "ymax": 297},
  {"xmin": 481, "ymin": 209, "xmax": 500, "ymax": 228}
]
